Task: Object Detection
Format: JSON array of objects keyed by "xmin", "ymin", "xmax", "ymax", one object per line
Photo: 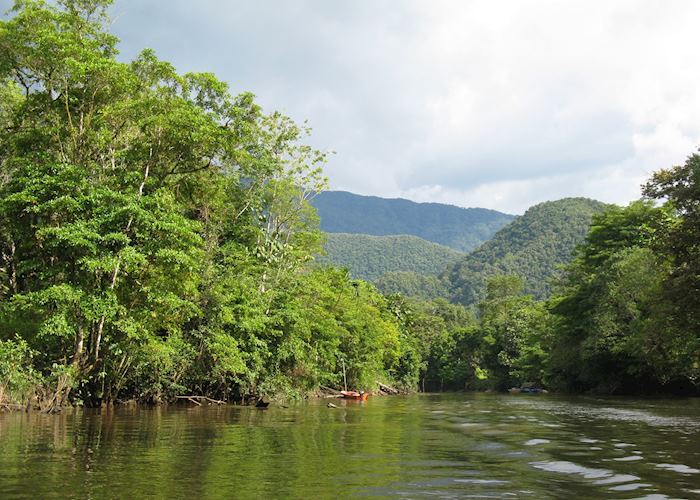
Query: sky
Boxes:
[{"xmin": 4, "ymin": 0, "xmax": 700, "ymax": 214}]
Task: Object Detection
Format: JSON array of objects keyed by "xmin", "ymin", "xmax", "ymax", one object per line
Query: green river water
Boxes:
[{"xmin": 0, "ymin": 393, "xmax": 698, "ymax": 499}]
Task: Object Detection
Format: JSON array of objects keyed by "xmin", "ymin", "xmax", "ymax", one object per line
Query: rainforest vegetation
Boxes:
[
  {"xmin": 0, "ymin": 0, "xmax": 422, "ymax": 408},
  {"xmin": 318, "ymin": 233, "xmax": 463, "ymax": 281},
  {"xmin": 0, "ymin": 1, "xmax": 698, "ymax": 410},
  {"xmin": 375, "ymin": 272, "xmax": 450, "ymax": 301}
]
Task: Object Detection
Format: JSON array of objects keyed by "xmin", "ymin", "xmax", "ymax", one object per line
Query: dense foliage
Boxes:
[
  {"xmin": 548, "ymin": 182, "xmax": 700, "ymax": 394},
  {"xmin": 445, "ymin": 198, "xmax": 608, "ymax": 306},
  {"xmin": 0, "ymin": 0, "xmax": 429, "ymax": 408},
  {"xmin": 412, "ymin": 189, "xmax": 700, "ymax": 394},
  {"xmin": 642, "ymin": 157, "xmax": 700, "ymax": 340},
  {"xmin": 312, "ymin": 191, "xmax": 514, "ymax": 252},
  {"xmin": 382, "ymin": 275, "xmax": 551, "ymax": 393},
  {"xmin": 375, "ymin": 272, "xmax": 450, "ymax": 301},
  {"xmin": 357, "ymin": 191, "xmax": 699, "ymax": 395},
  {"xmin": 318, "ymin": 233, "xmax": 463, "ymax": 281}
]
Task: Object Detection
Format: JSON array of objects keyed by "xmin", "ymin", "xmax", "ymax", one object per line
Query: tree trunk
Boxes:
[{"xmin": 93, "ymin": 162, "xmax": 150, "ymax": 364}]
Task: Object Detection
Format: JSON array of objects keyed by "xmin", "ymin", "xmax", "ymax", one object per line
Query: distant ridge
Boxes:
[{"xmin": 311, "ymin": 191, "xmax": 515, "ymax": 252}]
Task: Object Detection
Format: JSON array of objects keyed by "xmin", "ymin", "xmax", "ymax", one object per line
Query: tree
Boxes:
[
  {"xmin": 478, "ymin": 275, "xmax": 549, "ymax": 390},
  {"xmin": 547, "ymin": 199, "xmax": 698, "ymax": 393},
  {"xmin": 643, "ymin": 153, "xmax": 700, "ymax": 335},
  {"xmin": 0, "ymin": 0, "xmax": 343, "ymax": 406}
]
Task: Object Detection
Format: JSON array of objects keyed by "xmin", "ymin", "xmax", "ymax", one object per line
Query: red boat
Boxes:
[{"xmin": 340, "ymin": 390, "xmax": 369, "ymax": 401}]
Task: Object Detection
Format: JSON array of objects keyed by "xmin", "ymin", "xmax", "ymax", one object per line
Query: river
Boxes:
[{"xmin": 0, "ymin": 393, "xmax": 698, "ymax": 498}]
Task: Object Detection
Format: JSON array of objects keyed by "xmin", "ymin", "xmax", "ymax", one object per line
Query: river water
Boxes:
[{"xmin": 0, "ymin": 393, "xmax": 698, "ymax": 499}]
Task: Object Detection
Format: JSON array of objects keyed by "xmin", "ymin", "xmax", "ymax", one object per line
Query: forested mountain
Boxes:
[
  {"xmin": 445, "ymin": 198, "xmax": 608, "ymax": 306},
  {"xmin": 318, "ymin": 233, "xmax": 463, "ymax": 281},
  {"xmin": 312, "ymin": 191, "xmax": 514, "ymax": 252}
]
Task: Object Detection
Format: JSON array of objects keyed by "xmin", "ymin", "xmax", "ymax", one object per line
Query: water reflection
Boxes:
[{"xmin": 0, "ymin": 394, "xmax": 698, "ymax": 498}]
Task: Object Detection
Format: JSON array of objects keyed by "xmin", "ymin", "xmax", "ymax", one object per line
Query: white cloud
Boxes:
[{"xmin": 3, "ymin": 0, "xmax": 699, "ymax": 213}]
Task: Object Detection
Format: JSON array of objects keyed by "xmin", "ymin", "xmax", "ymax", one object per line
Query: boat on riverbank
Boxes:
[
  {"xmin": 340, "ymin": 390, "xmax": 369, "ymax": 401},
  {"xmin": 509, "ymin": 382, "xmax": 546, "ymax": 394}
]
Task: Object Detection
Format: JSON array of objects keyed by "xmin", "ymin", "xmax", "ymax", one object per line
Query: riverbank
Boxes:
[{"xmin": 0, "ymin": 380, "xmax": 409, "ymax": 413}]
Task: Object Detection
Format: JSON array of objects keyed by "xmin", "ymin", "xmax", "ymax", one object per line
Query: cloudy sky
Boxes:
[{"xmin": 5, "ymin": 1, "xmax": 700, "ymax": 213}]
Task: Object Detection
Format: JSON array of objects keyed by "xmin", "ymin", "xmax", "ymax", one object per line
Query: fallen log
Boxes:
[
  {"xmin": 377, "ymin": 382, "xmax": 400, "ymax": 395},
  {"xmin": 176, "ymin": 395, "xmax": 226, "ymax": 405}
]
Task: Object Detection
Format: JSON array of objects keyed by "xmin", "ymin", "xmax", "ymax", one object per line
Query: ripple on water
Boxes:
[
  {"xmin": 530, "ymin": 460, "xmax": 611, "ymax": 479},
  {"xmin": 453, "ymin": 479, "xmax": 509, "ymax": 485},
  {"xmin": 613, "ymin": 456, "xmax": 644, "ymax": 462},
  {"xmin": 593, "ymin": 474, "xmax": 640, "ymax": 485},
  {"xmin": 529, "ymin": 459, "xmax": 655, "ymax": 494},
  {"xmin": 609, "ymin": 482, "xmax": 652, "ymax": 492},
  {"xmin": 655, "ymin": 463, "xmax": 700, "ymax": 474},
  {"xmin": 569, "ymin": 406, "xmax": 699, "ymax": 430},
  {"xmin": 524, "ymin": 439, "xmax": 550, "ymax": 446}
]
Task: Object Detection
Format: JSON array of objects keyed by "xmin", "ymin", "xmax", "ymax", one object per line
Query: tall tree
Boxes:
[{"xmin": 643, "ymin": 153, "xmax": 700, "ymax": 335}]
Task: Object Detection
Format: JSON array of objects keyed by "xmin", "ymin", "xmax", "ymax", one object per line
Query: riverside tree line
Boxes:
[{"xmin": 0, "ymin": 0, "xmax": 697, "ymax": 410}]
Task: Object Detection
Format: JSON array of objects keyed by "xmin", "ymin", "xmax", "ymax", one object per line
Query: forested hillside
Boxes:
[
  {"xmin": 312, "ymin": 191, "xmax": 514, "ymax": 252},
  {"xmin": 445, "ymin": 198, "xmax": 608, "ymax": 306},
  {"xmin": 318, "ymin": 233, "xmax": 463, "ymax": 281}
]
